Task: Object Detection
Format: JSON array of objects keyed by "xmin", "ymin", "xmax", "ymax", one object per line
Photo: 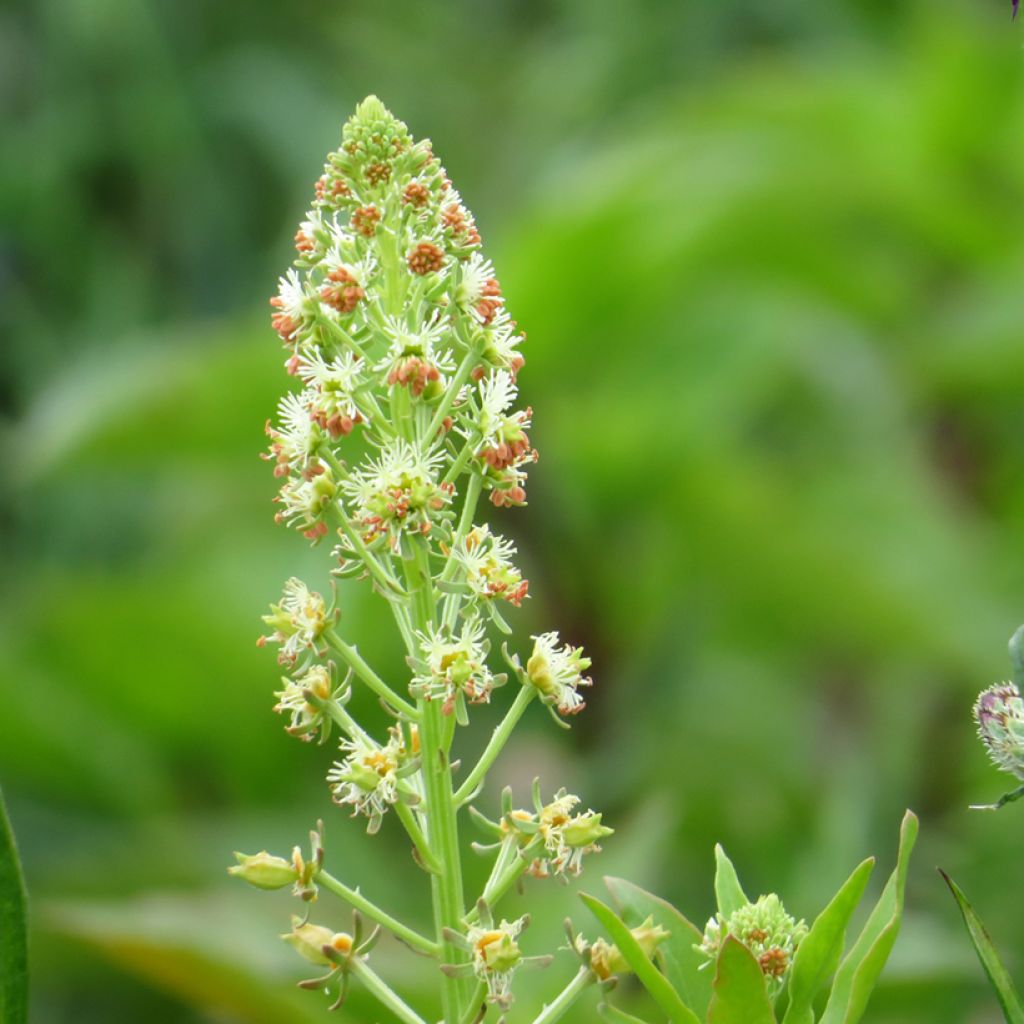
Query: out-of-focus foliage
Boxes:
[{"xmin": 2, "ymin": 1, "xmax": 1023, "ymax": 1021}]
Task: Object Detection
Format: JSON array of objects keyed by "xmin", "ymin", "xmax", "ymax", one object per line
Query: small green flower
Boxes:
[
  {"xmin": 699, "ymin": 893, "xmax": 807, "ymax": 999},
  {"xmin": 228, "ymin": 851, "xmax": 297, "ymax": 891}
]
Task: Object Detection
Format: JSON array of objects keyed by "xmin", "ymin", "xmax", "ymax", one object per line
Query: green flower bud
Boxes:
[
  {"xmin": 561, "ymin": 811, "xmax": 614, "ymax": 849},
  {"xmin": 587, "ymin": 917, "xmax": 668, "ymax": 980},
  {"xmin": 282, "ymin": 917, "xmax": 353, "ymax": 966},
  {"xmin": 228, "ymin": 850, "xmax": 297, "ymax": 890},
  {"xmin": 477, "ymin": 929, "xmax": 522, "ymax": 974}
]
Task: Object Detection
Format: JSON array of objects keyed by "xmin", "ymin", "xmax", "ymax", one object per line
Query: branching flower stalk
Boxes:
[{"xmin": 233, "ymin": 97, "xmax": 614, "ymax": 1023}]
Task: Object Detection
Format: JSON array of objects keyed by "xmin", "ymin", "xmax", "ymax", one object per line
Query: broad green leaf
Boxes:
[
  {"xmin": 706, "ymin": 935, "xmax": 775, "ymax": 1024},
  {"xmin": 0, "ymin": 787, "xmax": 28, "ymax": 1024},
  {"xmin": 598, "ymin": 1002, "xmax": 658, "ymax": 1024},
  {"xmin": 581, "ymin": 892, "xmax": 701, "ymax": 1024},
  {"xmin": 714, "ymin": 845, "xmax": 749, "ymax": 920},
  {"xmin": 605, "ymin": 876, "xmax": 713, "ymax": 1016},
  {"xmin": 818, "ymin": 810, "xmax": 918, "ymax": 1024},
  {"xmin": 782, "ymin": 857, "xmax": 874, "ymax": 1024},
  {"xmin": 940, "ymin": 870, "xmax": 1024, "ymax": 1024}
]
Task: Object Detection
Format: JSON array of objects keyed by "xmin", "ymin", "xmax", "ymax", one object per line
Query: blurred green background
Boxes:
[{"xmin": 3, "ymin": 1, "xmax": 1024, "ymax": 1021}]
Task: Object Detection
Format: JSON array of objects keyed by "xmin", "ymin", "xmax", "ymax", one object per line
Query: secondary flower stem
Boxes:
[
  {"xmin": 457, "ymin": 979, "xmax": 487, "ymax": 1024},
  {"xmin": 427, "ymin": 349, "xmax": 476, "ymax": 440},
  {"xmin": 327, "ymin": 503, "xmax": 407, "ymax": 598},
  {"xmin": 529, "ymin": 967, "xmax": 594, "ymax": 1024},
  {"xmin": 394, "ymin": 800, "xmax": 443, "ymax": 874},
  {"xmin": 350, "ymin": 956, "xmax": 432, "ymax": 1024},
  {"xmin": 316, "ymin": 870, "xmax": 439, "ymax": 957},
  {"xmin": 454, "ymin": 686, "xmax": 535, "ymax": 806},
  {"xmin": 324, "ymin": 628, "xmax": 419, "ymax": 720}
]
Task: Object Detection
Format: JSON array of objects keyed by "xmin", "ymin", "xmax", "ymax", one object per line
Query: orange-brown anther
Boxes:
[
  {"xmin": 294, "ymin": 230, "xmax": 314, "ymax": 253},
  {"xmin": 320, "ymin": 283, "xmax": 365, "ymax": 314},
  {"xmin": 366, "ymin": 162, "xmax": 391, "ymax": 185},
  {"xmin": 403, "ymin": 182, "xmax": 430, "ymax": 207},
  {"xmin": 352, "ymin": 205, "xmax": 382, "ymax": 237},
  {"xmin": 407, "ymin": 242, "xmax": 445, "ymax": 275},
  {"xmin": 758, "ymin": 948, "xmax": 789, "ymax": 978},
  {"xmin": 443, "ymin": 203, "xmax": 467, "ymax": 235}
]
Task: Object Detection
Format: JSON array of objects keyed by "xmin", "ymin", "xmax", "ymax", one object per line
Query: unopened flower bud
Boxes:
[
  {"xmin": 586, "ymin": 917, "xmax": 668, "ymax": 980},
  {"xmin": 561, "ymin": 811, "xmax": 614, "ymax": 849},
  {"xmin": 228, "ymin": 850, "xmax": 297, "ymax": 890},
  {"xmin": 282, "ymin": 919, "xmax": 340, "ymax": 966},
  {"xmin": 974, "ymin": 682, "xmax": 1024, "ymax": 779}
]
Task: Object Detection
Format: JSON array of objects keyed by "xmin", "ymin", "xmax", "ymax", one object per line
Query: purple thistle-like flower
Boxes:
[{"xmin": 974, "ymin": 682, "xmax": 1024, "ymax": 780}]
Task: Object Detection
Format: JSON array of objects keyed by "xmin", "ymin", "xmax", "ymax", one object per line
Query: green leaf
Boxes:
[
  {"xmin": 598, "ymin": 1003, "xmax": 657, "ymax": 1024},
  {"xmin": 581, "ymin": 892, "xmax": 701, "ymax": 1024},
  {"xmin": 818, "ymin": 810, "xmax": 918, "ymax": 1024},
  {"xmin": 605, "ymin": 875, "xmax": 713, "ymax": 1016},
  {"xmin": 0, "ymin": 786, "xmax": 28, "ymax": 1024},
  {"xmin": 714, "ymin": 845, "xmax": 749, "ymax": 920},
  {"xmin": 940, "ymin": 869, "xmax": 1024, "ymax": 1024},
  {"xmin": 706, "ymin": 935, "xmax": 775, "ymax": 1024},
  {"xmin": 782, "ymin": 857, "xmax": 875, "ymax": 1024}
]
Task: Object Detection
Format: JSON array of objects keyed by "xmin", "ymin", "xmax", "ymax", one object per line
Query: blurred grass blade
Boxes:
[
  {"xmin": 0, "ymin": 786, "xmax": 28, "ymax": 1024},
  {"xmin": 714, "ymin": 845, "xmax": 749, "ymax": 920},
  {"xmin": 940, "ymin": 869, "xmax": 1024, "ymax": 1024},
  {"xmin": 580, "ymin": 893, "xmax": 700, "ymax": 1024},
  {"xmin": 706, "ymin": 935, "xmax": 774, "ymax": 1024},
  {"xmin": 819, "ymin": 810, "xmax": 918, "ymax": 1024},
  {"xmin": 604, "ymin": 875, "xmax": 712, "ymax": 1015},
  {"xmin": 782, "ymin": 857, "xmax": 875, "ymax": 1024},
  {"xmin": 598, "ymin": 1003, "xmax": 656, "ymax": 1024}
]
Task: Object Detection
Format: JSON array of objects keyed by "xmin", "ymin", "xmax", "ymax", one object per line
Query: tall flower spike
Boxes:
[{"xmin": 248, "ymin": 97, "xmax": 603, "ymax": 1024}]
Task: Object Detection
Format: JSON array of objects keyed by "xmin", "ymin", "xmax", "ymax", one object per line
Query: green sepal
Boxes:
[
  {"xmin": 604, "ymin": 876, "xmax": 712, "ymax": 1017},
  {"xmin": 706, "ymin": 935, "xmax": 775, "ymax": 1024},
  {"xmin": 580, "ymin": 892, "xmax": 701, "ymax": 1024},
  {"xmin": 714, "ymin": 844, "xmax": 749, "ymax": 920},
  {"xmin": 818, "ymin": 810, "xmax": 917, "ymax": 1024},
  {"xmin": 782, "ymin": 857, "xmax": 875, "ymax": 1024},
  {"xmin": 940, "ymin": 869, "xmax": 1024, "ymax": 1024}
]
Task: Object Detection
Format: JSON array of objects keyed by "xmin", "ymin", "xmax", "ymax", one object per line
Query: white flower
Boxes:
[
  {"xmin": 298, "ymin": 352, "xmax": 364, "ymax": 436},
  {"xmin": 341, "ymin": 440, "xmax": 449, "ymax": 545},
  {"xmin": 376, "ymin": 312, "xmax": 455, "ymax": 377},
  {"xmin": 475, "ymin": 371, "xmax": 518, "ymax": 447},
  {"xmin": 266, "ymin": 391, "xmax": 319, "ymax": 472},
  {"xmin": 413, "ymin": 617, "xmax": 495, "ymax": 712},
  {"xmin": 276, "ymin": 269, "xmax": 309, "ymax": 322},
  {"xmin": 274, "ymin": 664, "xmax": 334, "ymax": 739},
  {"xmin": 452, "ymin": 525, "xmax": 528, "ymax": 606},
  {"xmin": 465, "ymin": 917, "xmax": 525, "ymax": 1008},
  {"xmin": 327, "ymin": 730, "xmax": 404, "ymax": 829},
  {"xmin": 526, "ymin": 632, "xmax": 592, "ymax": 715},
  {"xmin": 260, "ymin": 578, "xmax": 329, "ymax": 663}
]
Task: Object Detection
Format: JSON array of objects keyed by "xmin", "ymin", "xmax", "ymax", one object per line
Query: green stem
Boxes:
[
  {"xmin": 441, "ymin": 473, "xmax": 483, "ymax": 631},
  {"xmin": 316, "ymin": 870, "xmax": 438, "ymax": 957},
  {"xmin": 324, "ymin": 628, "xmax": 419, "ymax": 720},
  {"xmin": 529, "ymin": 967, "xmax": 595, "ymax": 1024},
  {"xmin": 0, "ymin": 785, "xmax": 28, "ymax": 1024},
  {"xmin": 427, "ymin": 350, "xmax": 476, "ymax": 440},
  {"xmin": 308, "ymin": 692, "xmax": 371, "ymax": 743},
  {"xmin": 454, "ymin": 687, "xmax": 535, "ymax": 806},
  {"xmin": 403, "ymin": 536, "xmax": 468, "ymax": 1024},
  {"xmin": 394, "ymin": 800, "xmax": 442, "ymax": 874},
  {"xmin": 457, "ymin": 980, "xmax": 488, "ymax": 1024},
  {"xmin": 350, "ymin": 956, "xmax": 431, "ymax": 1024},
  {"xmin": 466, "ymin": 854, "xmax": 530, "ymax": 923},
  {"xmin": 328, "ymin": 504, "xmax": 407, "ymax": 598},
  {"xmin": 443, "ymin": 437, "xmax": 479, "ymax": 486}
]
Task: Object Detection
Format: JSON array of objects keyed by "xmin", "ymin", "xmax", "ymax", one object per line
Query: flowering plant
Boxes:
[{"xmin": 231, "ymin": 96, "xmax": 916, "ymax": 1024}]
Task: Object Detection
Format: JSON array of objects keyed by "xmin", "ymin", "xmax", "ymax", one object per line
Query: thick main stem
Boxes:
[
  {"xmin": 403, "ymin": 536, "xmax": 468, "ymax": 1024},
  {"xmin": 529, "ymin": 967, "xmax": 594, "ymax": 1024}
]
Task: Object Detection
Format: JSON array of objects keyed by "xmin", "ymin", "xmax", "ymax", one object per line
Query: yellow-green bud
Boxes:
[
  {"xmin": 587, "ymin": 917, "xmax": 669, "ymax": 980},
  {"xmin": 228, "ymin": 851, "xmax": 297, "ymax": 890},
  {"xmin": 282, "ymin": 917, "xmax": 353, "ymax": 966},
  {"xmin": 561, "ymin": 812, "xmax": 613, "ymax": 849}
]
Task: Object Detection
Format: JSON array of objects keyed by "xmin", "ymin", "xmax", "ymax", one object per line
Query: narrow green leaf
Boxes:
[
  {"xmin": 781, "ymin": 857, "xmax": 875, "ymax": 1024},
  {"xmin": 0, "ymin": 786, "xmax": 28, "ymax": 1024},
  {"xmin": 706, "ymin": 935, "xmax": 775, "ymax": 1024},
  {"xmin": 940, "ymin": 869, "xmax": 1024, "ymax": 1024},
  {"xmin": 581, "ymin": 892, "xmax": 701, "ymax": 1024},
  {"xmin": 714, "ymin": 845, "xmax": 749, "ymax": 920},
  {"xmin": 818, "ymin": 810, "xmax": 918, "ymax": 1024},
  {"xmin": 598, "ymin": 1002, "xmax": 657, "ymax": 1024},
  {"xmin": 605, "ymin": 875, "xmax": 713, "ymax": 1016}
]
